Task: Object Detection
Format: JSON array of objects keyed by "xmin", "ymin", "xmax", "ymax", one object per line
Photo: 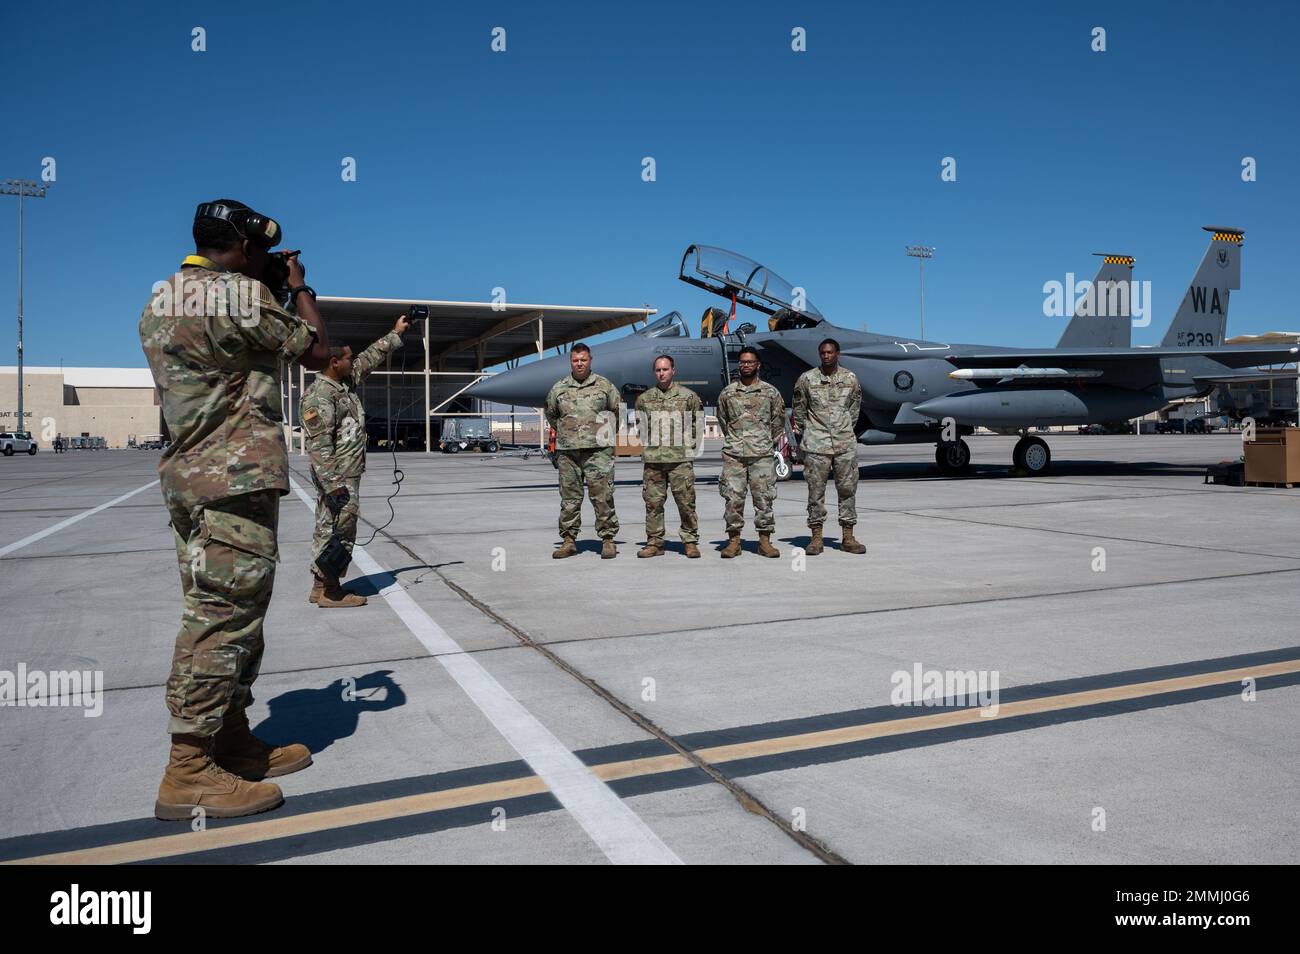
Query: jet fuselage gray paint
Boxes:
[{"xmin": 469, "ymin": 229, "xmax": 1295, "ymax": 454}]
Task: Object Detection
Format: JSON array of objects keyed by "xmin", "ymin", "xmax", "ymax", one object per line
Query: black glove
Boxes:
[{"xmin": 325, "ymin": 487, "xmax": 350, "ymax": 516}]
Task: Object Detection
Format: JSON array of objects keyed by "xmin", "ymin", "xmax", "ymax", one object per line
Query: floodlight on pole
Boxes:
[
  {"xmin": 905, "ymin": 245, "xmax": 935, "ymax": 340},
  {"xmin": 2, "ymin": 179, "xmax": 51, "ymax": 439}
]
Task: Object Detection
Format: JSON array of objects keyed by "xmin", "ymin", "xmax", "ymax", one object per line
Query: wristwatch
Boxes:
[{"xmin": 290, "ymin": 285, "xmax": 316, "ymax": 301}]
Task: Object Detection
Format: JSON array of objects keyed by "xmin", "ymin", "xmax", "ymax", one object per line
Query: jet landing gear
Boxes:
[
  {"xmin": 1012, "ymin": 435, "xmax": 1051, "ymax": 476},
  {"xmin": 934, "ymin": 439, "xmax": 971, "ymax": 476}
]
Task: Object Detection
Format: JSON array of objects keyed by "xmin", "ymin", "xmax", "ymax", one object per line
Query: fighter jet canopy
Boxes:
[
  {"xmin": 634, "ymin": 311, "xmax": 689, "ymax": 338},
  {"xmin": 679, "ymin": 244, "xmax": 824, "ymax": 322}
]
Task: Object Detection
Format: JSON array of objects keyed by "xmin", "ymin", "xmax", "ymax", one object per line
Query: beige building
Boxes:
[{"xmin": 0, "ymin": 367, "xmax": 162, "ymax": 449}]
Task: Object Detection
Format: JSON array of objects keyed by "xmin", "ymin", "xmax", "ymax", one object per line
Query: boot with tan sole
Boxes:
[
  {"xmin": 805, "ymin": 526, "xmax": 824, "ymax": 555},
  {"xmin": 318, "ymin": 579, "xmax": 367, "ymax": 608},
  {"xmin": 683, "ymin": 542, "xmax": 701, "ymax": 559},
  {"xmin": 214, "ymin": 710, "xmax": 313, "ymax": 781},
  {"xmin": 552, "ymin": 536, "xmax": 577, "ymax": 559},
  {"xmin": 637, "ymin": 540, "xmax": 664, "ymax": 558},
  {"xmin": 601, "ymin": 538, "xmax": 618, "ymax": 559},
  {"xmin": 757, "ymin": 532, "xmax": 780, "ymax": 558},
  {"xmin": 308, "ymin": 577, "xmax": 325, "ymax": 604},
  {"xmin": 155, "ymin": 734, "xmax": 284, "ymax": 820},
  {"xmin": 840, "ymin": 524, "xmax": 866, "ymax": 554},
  {"xmin": 720, "ymin": 532, "xmax": 742, "ymax": 558}
]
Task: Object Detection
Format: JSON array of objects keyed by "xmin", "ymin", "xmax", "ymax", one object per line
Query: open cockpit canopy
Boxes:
[{"xmin": 679, "ymin": 245, "xmax": 824, "ymax": 324}]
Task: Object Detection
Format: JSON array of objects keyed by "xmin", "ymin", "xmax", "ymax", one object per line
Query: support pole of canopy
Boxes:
[{"xmin": 424, "ymin": 317, "xmax": 431, "ymax": 454}]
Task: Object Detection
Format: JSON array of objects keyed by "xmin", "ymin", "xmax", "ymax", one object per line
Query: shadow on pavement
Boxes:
[{"xmin": 255, "ymin": 670, "xmax": 406, "ymax": 753}]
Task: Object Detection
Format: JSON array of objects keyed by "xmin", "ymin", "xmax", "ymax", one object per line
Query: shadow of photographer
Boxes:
[{"xmin": 254, "ymin": 669, "xmax": 406, "ymax": 754}]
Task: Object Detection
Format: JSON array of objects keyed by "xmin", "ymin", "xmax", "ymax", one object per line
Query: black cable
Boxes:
[
  {"xmin": 358, "ymin": 338, "xmax": 408, "ymax": 547},
  {"xmin": 357, "ymin": 438, "xmax": 403, "ymax": 547}
]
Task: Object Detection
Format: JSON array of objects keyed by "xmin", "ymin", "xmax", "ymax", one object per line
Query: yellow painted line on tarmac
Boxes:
[
  {"xmin": 10, "ymin": 776, "xmax": 549, "ymax": 866},
  {"xmin": 7, "ymin": 658, "xmax": 1297, "ymax": 864}
]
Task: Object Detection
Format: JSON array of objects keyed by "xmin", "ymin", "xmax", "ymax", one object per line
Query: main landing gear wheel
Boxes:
[
  {"xmin": 935, "ymin": 439, "xmax": 971, "ymax": 476},
  {"xmin": 1013, "ymin": 435, "xmax": 1051, "ymax": 476}
]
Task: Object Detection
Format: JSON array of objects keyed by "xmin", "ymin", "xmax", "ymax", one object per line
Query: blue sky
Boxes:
[{"xmin": 1, "ymin": 0, "xmax": 1296, "ymax": 368}]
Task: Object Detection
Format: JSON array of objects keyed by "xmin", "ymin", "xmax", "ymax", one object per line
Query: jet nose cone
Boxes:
[
  {"xmin": 910, "ymin": 396, "xmax": 952, "ymax": 420},
  {"xmin": 469, "ymin": 356, "xmax": 569, "ymax": 406}
]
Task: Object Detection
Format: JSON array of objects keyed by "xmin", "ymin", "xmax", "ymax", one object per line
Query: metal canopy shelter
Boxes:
[{"xmin": 284, "ymin": 297, "xmax": 655, "ymax": 453}]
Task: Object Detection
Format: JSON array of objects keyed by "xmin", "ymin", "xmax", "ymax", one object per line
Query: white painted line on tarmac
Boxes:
[
  {"xmin": 0, "ymin": 478, "xmax": 160, "ymax": 559},
  {"xmin": 289, "ymin": 479, "xmax": 681, "ymax": 865}
]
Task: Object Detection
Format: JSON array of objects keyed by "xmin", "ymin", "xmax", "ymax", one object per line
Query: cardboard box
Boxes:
[{"xmin": 1245, "ymin": 427, "xmax": 1300, "ymax": 484}]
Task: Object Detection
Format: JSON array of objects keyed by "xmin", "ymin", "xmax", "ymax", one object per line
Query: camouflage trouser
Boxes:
[
  {"xmin": 803, "ymin": 451, "xmax": 858, "ymax": 528},
  {"xmin": 310, "ymin": 470, "xmax": 361, "ymax": 580},
  {"xmin": 643, "ymin": 461, "xmax": 698, "ymax": 543},
  {"xmin": 557, "ymin": 447, "xmax": 619, "ymax": 538},
  {"xmin": 720, "ymin": 452, "xmax": 776, "ymax": 534},
  {"xmin": 165, "ymin": 491, "xmax": 279, "ymax": 737}
]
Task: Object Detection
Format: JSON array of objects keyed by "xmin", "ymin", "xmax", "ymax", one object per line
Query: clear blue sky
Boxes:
[{"xmin": 1, "ymin": 0, "xmax": 1296, "ymax": 368}]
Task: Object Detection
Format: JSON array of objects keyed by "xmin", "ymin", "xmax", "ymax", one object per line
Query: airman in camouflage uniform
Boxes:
[
  {"xmin": 716, "ymin": 347, "xmax": 786, "ymax": 558},
  {"xmin": 302, "ymin": 317, "xmax": 407, "ymax": 607},
  {"xmin": 792, "ymin": 337, "xmax": 865, "ymax": 555},
  {"xmin": 139, "ymin": 199, "xmax": 331, "ymax": 820},
  {"xmin": 545, "ymin": 343, "xmax": 621, "ymax": 559},
  {"xmin": 634, "ymin": 355, "xmax": 704, "ymax": 558}
]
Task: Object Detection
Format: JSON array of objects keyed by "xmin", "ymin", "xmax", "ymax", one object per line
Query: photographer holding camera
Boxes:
[
  {"xmin": 139, "ymin": 199, "xmax": 330, "ymax": 820},
  {"xmin": 301, "ymin": 314, "xmax": 409, "ymax": 608}
]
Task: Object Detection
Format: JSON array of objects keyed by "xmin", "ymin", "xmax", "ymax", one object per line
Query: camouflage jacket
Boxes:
[
  {"xmin": 302, "ymin": 331, "xmax": 403, "ymax": 487},
  {"xmin": 635, "ymin": 383, "xmax": 704, "ymax": 464},
  {"xmin": 717, "ymin": 378, "xmax": 785, "ymax": 457},
  {"xmin": 793, "ymin": 366, "xmax": 862, "ymax": 455},
  {"xmin": 138, "ymin": 257, "xmax": 316, "ymax": 512},
  {"xmin": 545, "ymin": 373, "xmax": 620, "ymax": 450}
]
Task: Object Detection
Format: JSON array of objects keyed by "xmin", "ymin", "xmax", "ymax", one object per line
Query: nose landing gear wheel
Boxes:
[
  {"xmin": 935, "ymin": 439, "xmax": 971, "ymax": 476},
  {"xmin": 1013, "ymin": 435, "xmax": 1051, "ymax": 475},
  {"xmin": 774, "ymin": 451, "xmax": 792, "ymax": 481}
]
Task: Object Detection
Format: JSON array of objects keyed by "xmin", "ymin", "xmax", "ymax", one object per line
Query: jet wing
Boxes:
[
  {"xmin": 1192, "ymin": 369, "xmax": 1300, "ymax": 384},
  {"xmin": 945, "ymin": 344, "xmax": 1298, "ymax": 371}
]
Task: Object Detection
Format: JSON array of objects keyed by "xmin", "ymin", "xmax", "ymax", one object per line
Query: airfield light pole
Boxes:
[
  {"xmin": 3, "ymin": 179, "xmax": 50, "ymax": 438},
  {"xmin": 905, "ymin": 245, "xmax": 934, "ymax": 340}
]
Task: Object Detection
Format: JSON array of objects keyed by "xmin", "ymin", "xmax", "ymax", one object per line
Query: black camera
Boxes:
[
  {"xmin": 409, "ymin": 304, "xmax": 429, "ymax": 323},
  {"xmin": 315, "ymin": 532, "xmax": 351, "ymax": 579},
  {"xmin": 263, "ymin": 252, "xmax": 304, "ymax": 307}
]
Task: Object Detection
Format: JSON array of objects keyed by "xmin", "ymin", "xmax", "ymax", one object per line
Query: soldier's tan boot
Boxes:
[
  {"xmin": 214, "ymin": 710, "xmax": 313, "ymax": 781},
  {"xmin": 840, "ymin": 524, "xmax": 867, "ymax": 554},
  {"xmin": 552, "ymin": 535, "xmax": 577, "ymax": 559},
  {"xmin": 155, "ymin": 734, "xmax": 284, "ymax": 820},
  {"xmin": 638, "ymin": 540, "xmax": 664, "ymax": 558},
  {"xmin": 806, "ymin": 526, "xmax": 824, "ymax": 555},
  {"xmin": 683, "ymin": 542, "xmax": 701, "ymax": 559},
  {"xmin": 308, "ymin": 576, "xmax": 325, "ymax": 604},
  {"xmin": 757, "ymin": 532, "xmax": 780, "ymax": 558},
  {"xmin": 318, "ymin": 579, "xmax": 367, "ymax": 608},
  {"xmin": 601, "ymin": 538, "xmax": 618, "ymax": 559},
  {"xmin": 720, "ymin": 532, "xmax": 742, "ymax": 558}
]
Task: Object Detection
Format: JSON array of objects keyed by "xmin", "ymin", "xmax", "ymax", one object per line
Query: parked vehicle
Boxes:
[
  {"xmin": 1156, "ymin": 418, "xmax": 1208, "ymax": 434},
  {"xmin": 439, "ymin": 417, "xmax": 499, "ymax": 454},
  {"xmin": 0, "ymin": 431, "xmax": 38, "ymax": 455}
]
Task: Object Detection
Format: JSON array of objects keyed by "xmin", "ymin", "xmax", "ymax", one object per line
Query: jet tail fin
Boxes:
[
  {"xmin": 1160, "ymin": 227, "xmax": 1242, "ymax": 348},
  {"xmin": 1056, "ymin": 254, "xmax": 1134, "ymax": 348}
]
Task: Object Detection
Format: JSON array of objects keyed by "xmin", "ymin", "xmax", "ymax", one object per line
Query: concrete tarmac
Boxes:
[{"xmin": 1, "ymin": 434, "xmax": 1296, "ymax": 864}]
